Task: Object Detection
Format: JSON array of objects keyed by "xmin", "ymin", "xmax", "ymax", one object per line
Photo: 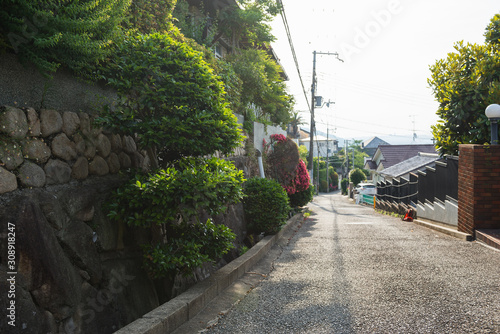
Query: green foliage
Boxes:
[
  {"xmin": 107, "ymin": 157, "xmax": 243, "ymax": 279},
  {"xmin": 348, "ymin": 140, "xmax": 369, "ymax": 169},
  {"xmin": 172, "ymin": 0, "xmax": 217, "ymax": 47},
  {"xmin": 361, "ymin": 168, "xmax": 371, "ymax": 179},
  {"xmin": 206, "ymin": 57, "xmax": 243, "ymax": 114},
  {"xmin": 142, "ymin": 219, "xmax": 235, "ymax": 279},
  {"xmin": 0, "ymin": 0, "xmax": 130, "ymax": 76},
  {"xmin": 107, "ymin": 157, "xmax": 245, "ymax": 227},
  {"xmin": 428, "ymin": 14, "xmax": 500, "ymax": 155},
  {"xmin": 341, "ymin": 178, "xmax": 349, "ymax": 195},
  {"xmin": 288, "ymin": 185, "xmax": 313, "ymax": 208},
  {"xmin": 312, "ymin": 157, "xmax": 326, "ymax": 171},
  {"xmin": 485, "ymin": 14, "xmax": 500, "ymax": 46},
  {"xmin": 124, "ymin": 0, "xmax": 177, "ymax": 34},
  {"xmin": 239, "ymin": 245, "xmax": 249, "ymax": 256},
  {"xmin": 298, "ymin": 145, "xmax": 308, "ymax": 163},
  {"xmin": 327, "ymin": 155, "xmax": 343, "ymax": 170},
  {"xmin": 228, "ymin": 48, "xmax": 294, "ymax": 127},
  {"xmin": 349, "ymin": 168, "xmax": 366, "ymax": 186},
  {"xmin": 218, "ymin": 0, "xmax": 280, "ymax": 49},
  {"xmin": 289, "ymin": 112, "xmax": 305, "ymax": 138},
  {"xmin": 318, "ymin": 166, "xmax": 338, "ymax": 192},
  {"xmin": 243, "ymin": 177, "xmax": 291, "ymax": 235},
  {"xmin": 97, "ymin": 32, "xmax": 244, "ymax": 163}
]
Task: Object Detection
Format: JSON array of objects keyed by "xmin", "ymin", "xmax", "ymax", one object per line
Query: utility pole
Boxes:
[
  {"xmin": 344, "ymin": 139, "xmax": 349, "ymax": 179},
  {"xmin": 352, "ymin": 144, "xmax": 355, "ymax": 170},
  {"xmin": 308, "ymin": 51, "xmax": 343, "ymax": 186},
  {"xmin": 326, "ymin": 127, "xmax": 329, "ymax": 193}
]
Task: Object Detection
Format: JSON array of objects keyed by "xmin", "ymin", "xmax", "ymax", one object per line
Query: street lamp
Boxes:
[{"xmin": 485, "ymin": 104, "xmax": 500, "ymax": 145}]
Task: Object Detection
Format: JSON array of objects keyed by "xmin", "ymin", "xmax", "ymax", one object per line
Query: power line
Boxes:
[
  {"xmin": 317, "ymin": 73, "xmax": 437, "ymax": 108},
  {"xmin": 314, "ymin": 119, "xmax": 433, "ymax": 138}
]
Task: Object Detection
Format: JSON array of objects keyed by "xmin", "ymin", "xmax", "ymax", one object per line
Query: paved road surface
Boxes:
[{"xmin": 204, "ymin": 192, "xmax": 500, "ymax": 333}]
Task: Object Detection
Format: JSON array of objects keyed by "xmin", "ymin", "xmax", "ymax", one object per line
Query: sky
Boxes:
[{"xmin": 269, "ymin": 0, "xmax": 500, "ymax": 145}]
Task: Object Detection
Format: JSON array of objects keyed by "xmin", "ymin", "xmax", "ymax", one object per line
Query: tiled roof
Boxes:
[
  {"xmin": 362, "ymin": 136, "xmax": 390, "ymax": 149},
  {"xmin": 376, "ymin": 144, "xmax": 437, "ymax": 169},
  {"xmin": 379, "ymin": 153, "xmax": 440, "ymax": 178},
  {"xmin": 365, "ymin": 160, "xmax": 377, "ymax": 170}
]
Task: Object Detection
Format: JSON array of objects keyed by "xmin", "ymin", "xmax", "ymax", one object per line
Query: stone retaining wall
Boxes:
[
  {"xmin": 0, "ymin": 105, "xmax": 150, "ymax": 194},
  {"xmin": 0, "ymin": 105, "xmax": 250, "ymax": 333}
]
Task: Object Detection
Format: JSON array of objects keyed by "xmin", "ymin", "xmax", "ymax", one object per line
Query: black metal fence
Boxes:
[
  {"xmin": 377, "ymin": 173, "xmax": 418, "ymax": 205},
  {"xmin": 376, "ymin": 156, "xmax": 458, "ymax": 207}
]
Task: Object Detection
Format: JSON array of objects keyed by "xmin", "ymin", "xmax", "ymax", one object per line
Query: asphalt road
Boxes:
[{"xmin": 204, "ymin": 192, "xmax": 500, "ymax": 334}]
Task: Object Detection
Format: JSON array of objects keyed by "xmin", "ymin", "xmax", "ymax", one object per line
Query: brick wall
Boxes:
[{"xmin": 458, "ymin": 144, "xmax": 500, "ymax": 235}]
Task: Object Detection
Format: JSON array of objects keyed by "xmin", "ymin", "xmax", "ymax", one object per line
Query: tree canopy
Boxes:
[
  {"xmin": 98, "ymin": 32, "xmax": 244, "ymax": 163},
  {"xmin": 428, "ymin": 14, "xmax": 500, "ymax": 155},
  {"xmin": 228, "ymin": 48, "xmax": 294, "ymax": 127},
  {"xmin": 0, "ymin": 0, "xmax": 131, "ymax": 76}
]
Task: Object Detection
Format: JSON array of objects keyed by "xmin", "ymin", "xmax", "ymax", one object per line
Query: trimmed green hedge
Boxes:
[
  {"xmin": 243, "ymin": 177, "xmax": 290, "ymax": 235},
  {"xmin": 288, "ymin": 185, "xmax": 313, "ymax": 208}
]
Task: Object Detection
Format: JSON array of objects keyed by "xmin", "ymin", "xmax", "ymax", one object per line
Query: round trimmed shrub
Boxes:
[
  {"xmin": 288, "ymin": 185, "xmax": 313, "ymax": 208},
  {"xmin": 349, "ymin": 168, "xmax": 366, "ymax": 187},
  {"xmin": 243, "ymin": 177, "xmax": 291, "ymax": 235}
]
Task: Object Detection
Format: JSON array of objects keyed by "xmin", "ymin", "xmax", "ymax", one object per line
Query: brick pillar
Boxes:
[{"xmin": 458, "ymin": 144, "xmax": 500, "ymax": 235}]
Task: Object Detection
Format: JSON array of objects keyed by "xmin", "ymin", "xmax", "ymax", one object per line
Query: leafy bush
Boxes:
[
  {"xmin": 107, "ymin": 157, "xmax": 245, "ymax": 227},
  {"xmin": 320, "ymin": 180, "xmax": 328, "ymax": 193},
  {"xmin": 341, "ymin": 178, "xmax": 349, "ymax": 195},
  {"xmin": 243, "ymin": 177, "xmax": 290, "ymax": 235},
  {"xmin": 106, "ymin": 157, "xmax": 244, "ymax": 279},
  {"xmin": 288, "ymin": 185, "xmax": 313, "ymax": 208},
  {"xmin": 319, "ymin": 166, "xmax": 338, "ymax": 192},
  {"xmin": 142, "ymin": 219, "xmax": 235, "ymax": 279},
  {"xmin": 428, "ymin": 14, "xmax": 500, "ymax": 155},
  {"xmin": 125, "ymin": 0, "xmax": 176, "ymax": 34},
  {"xmin": 349, "ymin": 168, "xmax": 366, "ymax": 187},
  {"xmin": 0, "ymin": 0, "xmax": 130, "ymax": 76},
  {"xmin": 227, "ymin": 49, "xmax": 294, "ymax": 127},
  {"xmin": 98, "ymin": 32, "xmax": 244, "ymax": 163},
  {"xmin": 311, "ymin": 157, "xmax": 326, "ymax": 171}
]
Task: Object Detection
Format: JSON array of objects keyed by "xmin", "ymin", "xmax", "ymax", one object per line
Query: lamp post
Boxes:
[{"xmin": 485, "ymin": 104, "xmax": 500, "ymax": 145}]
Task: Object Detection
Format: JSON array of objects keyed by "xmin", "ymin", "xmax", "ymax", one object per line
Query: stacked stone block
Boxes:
[{"xmin": 0, "ymin": 105, "xmax": 149, "ymax": 194}]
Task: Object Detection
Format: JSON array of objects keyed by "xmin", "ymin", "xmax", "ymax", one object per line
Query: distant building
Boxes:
[
  {"xmin": 364, "ymin": 144, "xmax": 438, "ymax": 183},
  {"xmin": 299, "ymin": 129, "xmax": 338, "ymax": 158},
  {"xmin": 361, "ymin": 136, "xmax": 390, "ymax": 157}
]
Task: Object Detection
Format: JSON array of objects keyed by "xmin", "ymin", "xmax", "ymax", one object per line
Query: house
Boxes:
[
  {"xmin": 361, "ymin": 136, "xmax": 390, "ymax": 157},
  {"xmin": 299, "ymin": 129, "xmax": 338, "ymax": 157},
  {"xmin": 364, "ymin": 144, "xmax": 438, "ymax": 183},
  {"xmin": 378, "ymin": 152, "xmax": 441, "ymax": 182}
]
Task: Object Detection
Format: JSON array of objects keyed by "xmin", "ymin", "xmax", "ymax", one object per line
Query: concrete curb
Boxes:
[
  {"xmin": 114, "ymin": 213, "xmax": 305, "ymax": 334},
  {"xmin": 413, "ymin": 219, "xmax": 473, "ymax": 241}
]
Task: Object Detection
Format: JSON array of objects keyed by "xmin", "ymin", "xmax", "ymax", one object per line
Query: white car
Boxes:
[{"xmin": 355, "ymin": 183, "xmax": 377, "ymax": 195}]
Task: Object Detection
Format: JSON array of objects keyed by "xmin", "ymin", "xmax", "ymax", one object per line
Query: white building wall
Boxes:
[
  {"xmin": 299, "ymin": 140, "xmax": 337, "ymax": 158},
  {"xmin": 253, "ymin": 122, "xmax": 287, "ymax": 153}
]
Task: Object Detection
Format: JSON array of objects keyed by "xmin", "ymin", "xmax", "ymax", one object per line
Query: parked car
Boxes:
[{"xmin": 354, "ymin": 182, "xmax": 377, "ymax": 195}]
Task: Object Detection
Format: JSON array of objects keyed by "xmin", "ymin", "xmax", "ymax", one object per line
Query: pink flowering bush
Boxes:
[
  {"xmin": 266, "ymin": 134, "xmax": 311, "ymax": 197},
  {"xmin": 270, "ymin": 133, "xmax": 287, "ymax": 143},
  {"xmin": 267, "ymin": 136, "xmax": 299, "ymax": 192},
  {"xmin": 283, "ymin": 159, "xmax": 310, "ymax": 195}
]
